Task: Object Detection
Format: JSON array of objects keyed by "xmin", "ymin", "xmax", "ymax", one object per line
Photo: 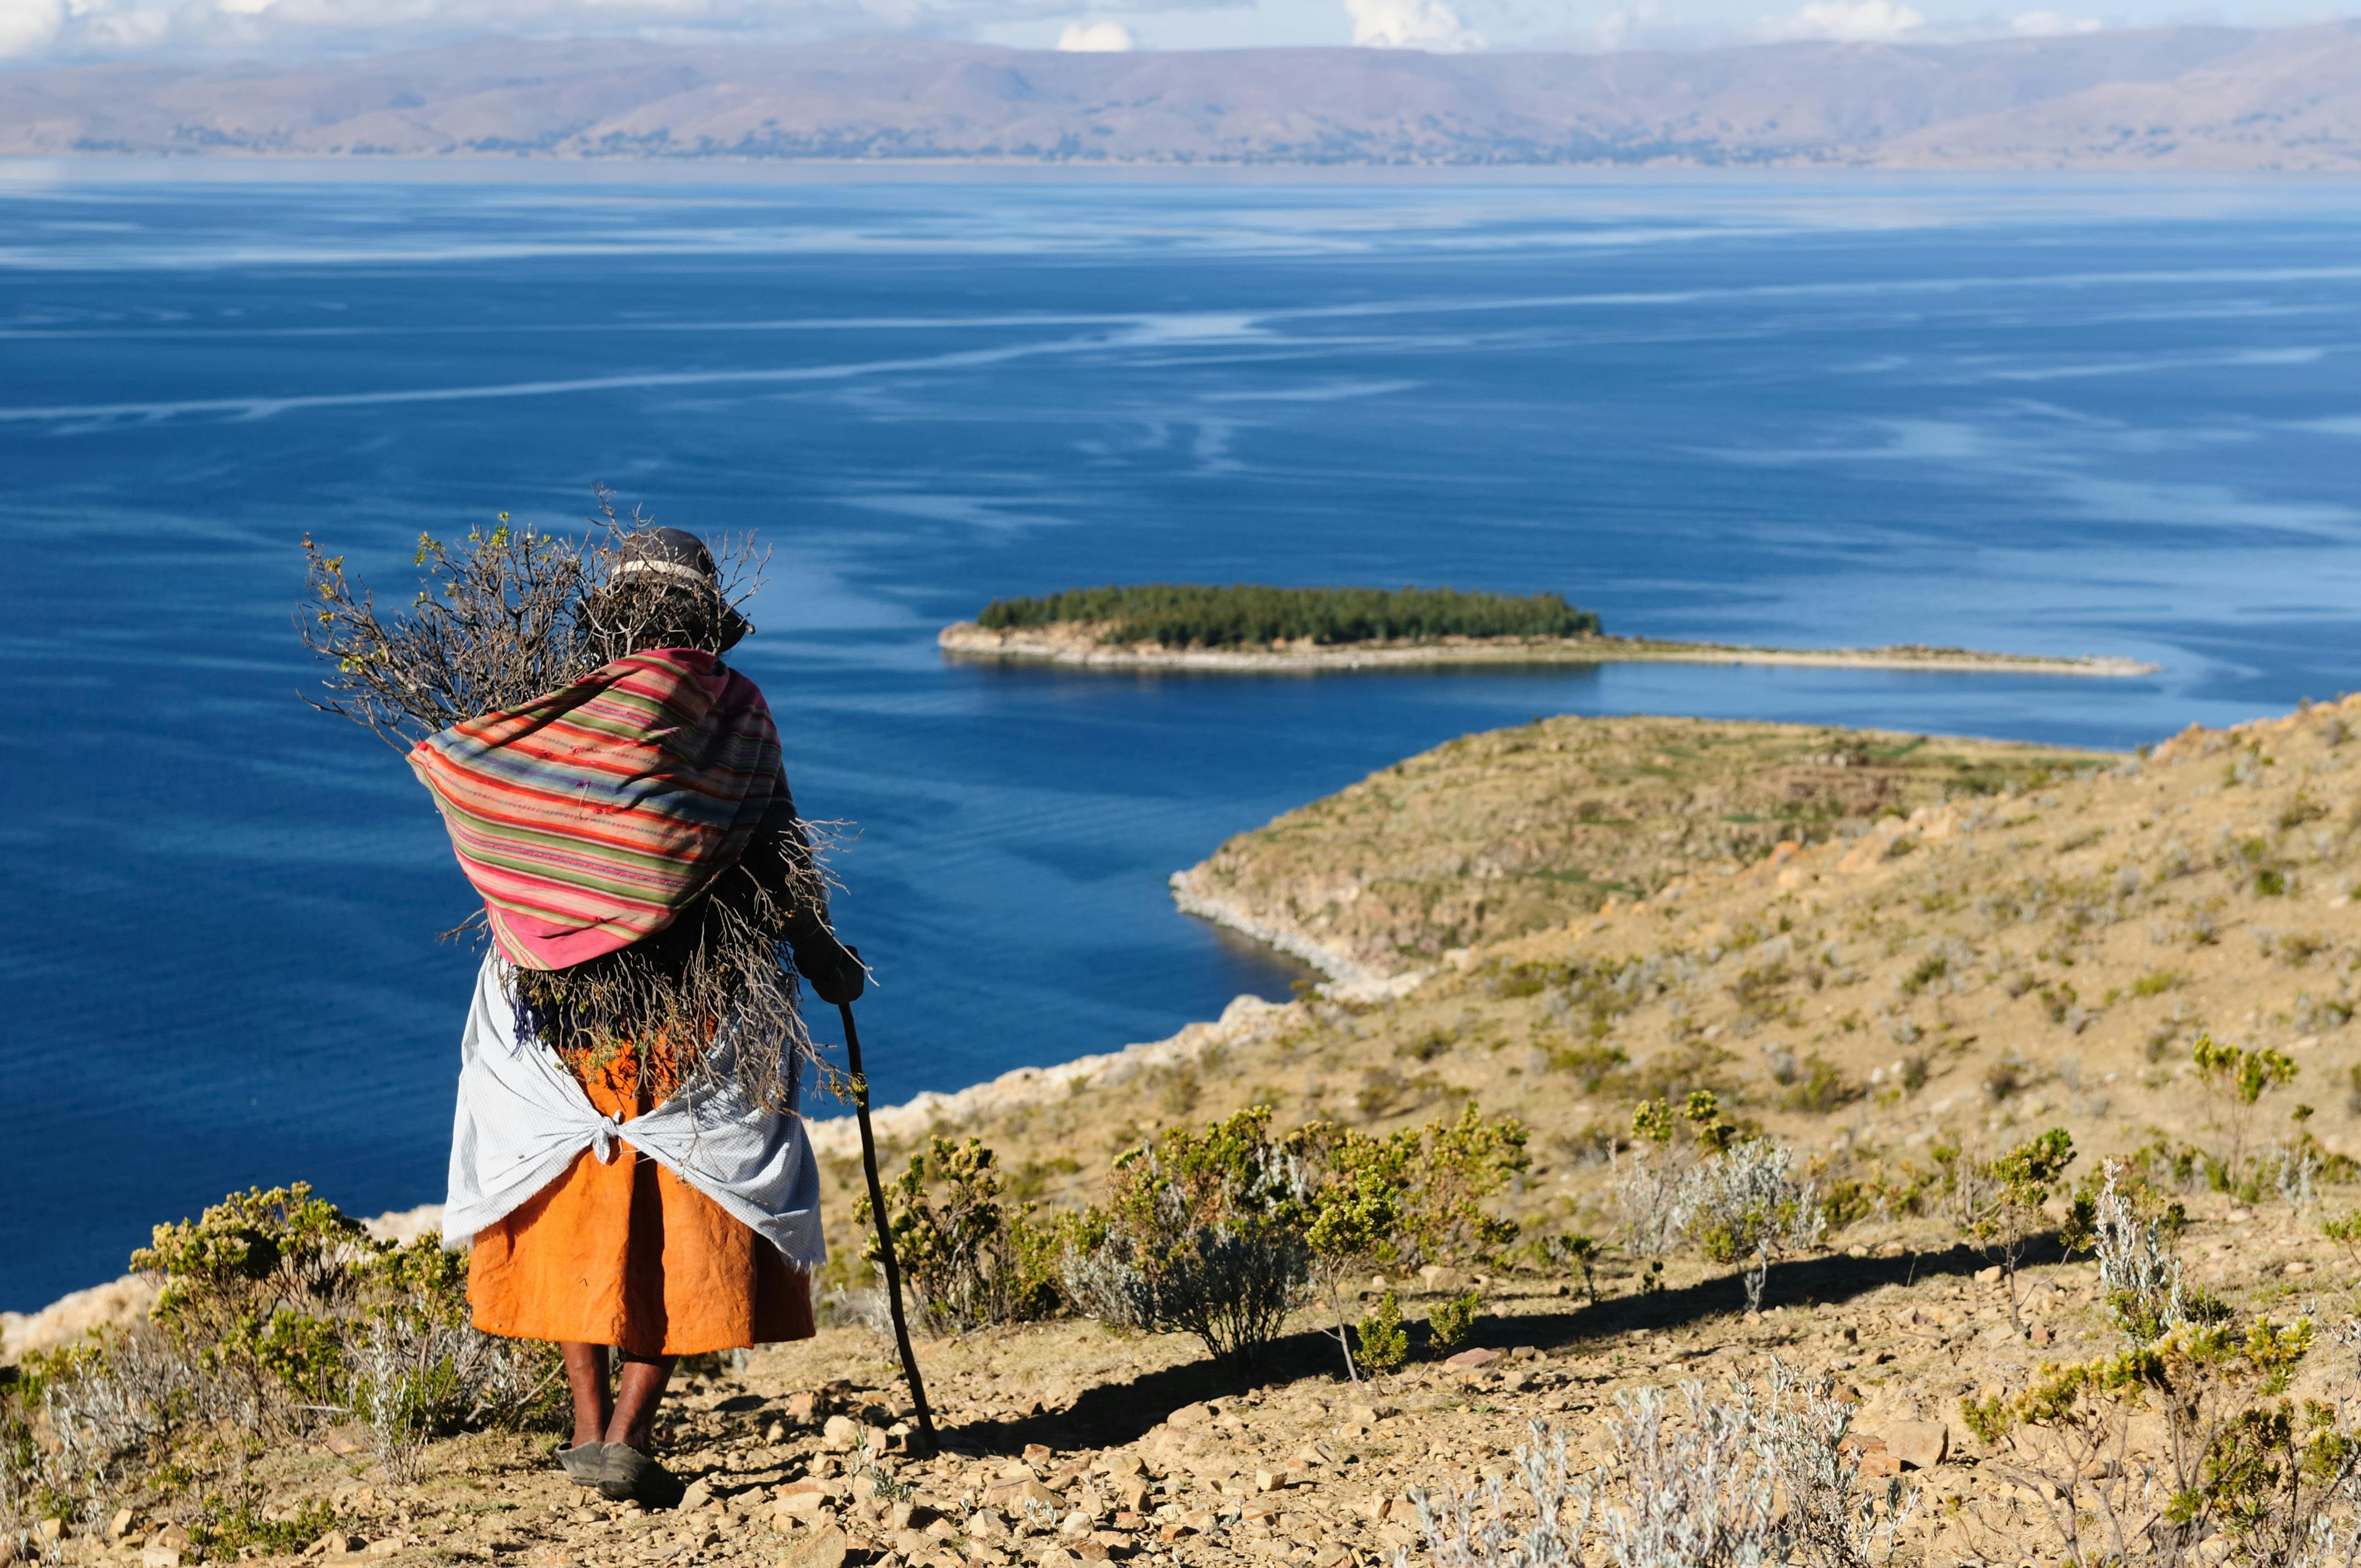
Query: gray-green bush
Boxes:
[{"xmin": 1, "ymin": 1185, "xmax": 561, "ymax": 1543}]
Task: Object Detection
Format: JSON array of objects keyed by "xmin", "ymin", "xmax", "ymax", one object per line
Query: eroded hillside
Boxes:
[{"xmin": 1169, "ymin": 714, "xmax": 2110, "ymax": 980}]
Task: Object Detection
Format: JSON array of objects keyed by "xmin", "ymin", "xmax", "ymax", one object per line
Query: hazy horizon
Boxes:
[
  {"xmin": 3, "ymin": 0, "xmax": 2352, "ymax": 73},
  {"xmin": 8, "ymin": 23, "xmax": 2358, "ymax": 170}
]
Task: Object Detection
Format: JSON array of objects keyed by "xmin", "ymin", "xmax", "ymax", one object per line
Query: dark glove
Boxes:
[{"xmin": 796, "ymin": 934, "xmax": 865, "ymax": 1006}]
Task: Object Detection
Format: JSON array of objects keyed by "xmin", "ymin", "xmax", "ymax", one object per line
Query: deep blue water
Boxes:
[{"xmin": 6, "ymin": 163, "xmax": 2360, "ymax": 1309}]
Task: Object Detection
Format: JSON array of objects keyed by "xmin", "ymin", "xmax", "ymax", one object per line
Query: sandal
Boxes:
[
  {"xmin": 558, "ymin": 1442, "xmax": 607, "ymax": 1488},
  {"xmin": 597, "ymin": 1443, "xmax": 686, "ymax": 1507}
]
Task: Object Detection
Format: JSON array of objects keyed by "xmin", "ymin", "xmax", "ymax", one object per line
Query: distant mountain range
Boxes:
[{"xmin": 4, "ymin": 24, "xmax": 2359, "ymax": 167}]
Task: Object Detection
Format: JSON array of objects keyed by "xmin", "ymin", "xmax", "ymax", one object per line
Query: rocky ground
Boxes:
[{"xmin": 53, "ymin": 1188, "xmax": 2358, "ymax": 1568}]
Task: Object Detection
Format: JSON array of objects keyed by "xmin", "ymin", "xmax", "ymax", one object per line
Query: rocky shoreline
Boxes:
[
  {"xmin": 1165, "ymin": 869, "xmax": 1427, "ymax": 1000},
  {"xmin": 938, "ymin": 622, "xmax": 2160, "ymax": 678}
]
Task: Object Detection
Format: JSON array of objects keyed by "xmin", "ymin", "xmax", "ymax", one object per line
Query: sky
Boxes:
[{"xmin": 0, "ymin": 0, "xmax": 2347, "ymax": 74}]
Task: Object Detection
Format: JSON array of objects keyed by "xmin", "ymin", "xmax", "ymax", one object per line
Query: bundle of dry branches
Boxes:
[
  {"xmin": 299, "ymin": 493, "xmax": 833, "ymax": 1110},
  {"xmin": 300, "ymin": 492, "xmax": 768, "ymax": 750}
]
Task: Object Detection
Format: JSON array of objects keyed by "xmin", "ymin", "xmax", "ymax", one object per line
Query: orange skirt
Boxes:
[{"xmin": 468, "ymin": 1039, "xmax": 815, "ymax": 1358}]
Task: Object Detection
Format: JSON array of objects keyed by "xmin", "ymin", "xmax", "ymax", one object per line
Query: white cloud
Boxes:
[
  {"xmin": 2010, "ymin": 8, "xmax": 2101, "ymax": 30},
  {"xmin": 0, "ymin": 0, "xmax": 68, "ymax": 59},
  {"xmin": 1346, "ymin": 0, "xmax": 1481, "ymax": 48},
  {"xmin": 1579, "ymin": 3, "xmax": 1657, "ymax": 46},
  {"xmin": 1758, "ymin": 0, "xmax": 1922, "ymax": 37},
  {"xmin": 1054, "ymin": 17, "xmax": 1131, "ymax": 45},
  {"xmin": 0, "ymin": 0, "xmax": 1190, "ymax": 62}
]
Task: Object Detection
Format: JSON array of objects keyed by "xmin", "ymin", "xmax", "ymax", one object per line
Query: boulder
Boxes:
[
  {"xmin": 984, "ymin": 1476, "xmax": 1057, "ymax": 1511},
  {"xmin": 1887, "ymin": 1421, "xmax": 1949, "ymax": 1470},
  {"xmin": 780, "ymin": 1524, "xmax": 848, "ymax": 1568}
]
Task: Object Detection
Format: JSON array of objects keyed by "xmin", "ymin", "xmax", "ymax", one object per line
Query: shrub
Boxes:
[
  {"xmin": 1287, "ymin": 1104, "xmax": 1527, "ymax": 1379},
  {"xmin": 1782, "ymin": 1053, "xmax": 1862, "ymax": 1114},
  {"xmin": 1355, "ymin": 1291, "xmax": 1409, "ymax": 1376},
  {"xmin": 1675, "ymin": 1139, "xmax": 1828, "ymax": 1312},
  {"xmin": 1062, "ymin": 1108, "xmax": 1310, "ymax": 1365},
  {"xmin": 858, "ymin": 1137, "xmax": 1063, "ymax": 1335},
  {"xmin": 1983, "ymin": 1051, "xmax": 2037, "ymax": 1102},
  {"xmin": 1612, "ymin": 1107, "xmax": 1688, "ymax": 1262},
  {"xmin": 133, "ymin": 1182, "xmax": 379, "ymax": 1402},
  {"xmin": 1354, "ymin": 1066, "xmax": 1405, "ymax": 1120},
  {"xmin": 2084, "ymin": 1160, "xmax": 2223, "ymax": 1348},
  {"xmin": 1546, "ymin": 1043, "xmax": 1629, "ymax": 1091},
  {"xmin": 1290, "ymin": 1121, "xmax": 1408, "ymax": 1382},
  {"xmin": 1399, "ymin": 1102, "xmax": 1531, "ymax": 1267},
  {"xmin": 1612, "ymin": 1093, "xmax": 1732, "ymax": 1263},
  {"xmin": 2327, "ymin": 1207, "xmax": 2361, "ymax": 1264},
  {"xmin": 349, "ymin": 1239, "xmax": 567, "ymax": 1483},
  {"xmin": 1526, "ymin": 1233, "xmax": 1601, "ymax": 1302},
  {"xmin": 1962, "ymin": 1316, "xmax": 2360, "ymax": 1567},
  {"xmin": 3, "ymin": 1186, "xmax": 561, "ymax": 1539},
  {"xmin": 1153, "ymin": 1064, "xmax": 1203, "ymax": 1118},
  {"xmin": 1398, "ymin": 1030, "xmax": 1454, "ymax": 1063},
  {"xmin": 1960, "ymin": 1129, "xmax": 2076, "ymax": 1330},
  {"xmin": 1413, "ymin": 1364, "xmax": 1916, "ymax": 1568},
  {"xmin": 2192, "ymin": 1032, "xmax": 2299, "ymax": 1171},
  {"xmin": 1427, "ymin": 1291, "xmax": 1481, "ymax": 1353}
]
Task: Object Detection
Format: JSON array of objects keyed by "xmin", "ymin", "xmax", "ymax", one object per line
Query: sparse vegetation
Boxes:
[
  {"xmin": 1060, "ymin": 1108, "xmax": 1310, "ymax": 1366},
  {"xmin": 1354, "ymin": 1289, "xmax": 1408, "ymax": 1374},
  {"xmin": 1962, "ymin": 1313, "xmax": 2361, "ymax": 1567},
  {"xmin": 1059, "ymin": 1101, "xmax": 1525, "ymax": 1374},
  {"xmin": 1415, "ymin": 1365, "xmax": 1917, "ymax": 1568},
  {"xmin": 1426, "ymin": 1291, "xmax": 1481, "ymax": 1354},
  {"xmin": 1675, "ymin": 1136, "xmax": 1829, "ymax": 1311},
  {"xmin": 858, "ymin": 1136, "xmax": 1063, "ymax": 1334},
  {"xmin": 2193, "ymin": 1031, "xmax": 2300, "ymax": 1171},
  {"xmin": 2, "ymin": 1185, "xmax": 560, "ymax": 1545},
  {"xmin": 1961, "ymin": 1128, "xmax": 2077, "ymax": 1329},
  {"xmin": 1178, "ymin": 712, "xmax": 2108, "ymax": 970}
]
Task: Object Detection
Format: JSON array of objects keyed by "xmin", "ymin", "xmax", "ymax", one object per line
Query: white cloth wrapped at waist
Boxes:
[{"xmin": 442, "ymin": 954, "xmax": 826, "ymax": 1268}]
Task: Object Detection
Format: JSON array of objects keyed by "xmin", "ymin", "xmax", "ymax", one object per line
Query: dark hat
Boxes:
[{"xmin": 605, "ymin": 527, "xmax": 753, "ymax": 651}]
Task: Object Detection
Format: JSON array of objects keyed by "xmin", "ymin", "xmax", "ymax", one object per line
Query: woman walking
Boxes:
[{"xmin": 407, "ymin": 526, "xmax": 865, "ymax": 1504}]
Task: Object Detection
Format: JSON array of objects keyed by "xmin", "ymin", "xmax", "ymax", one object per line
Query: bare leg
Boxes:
[
  {"xmin": 561, "ymin": 1343, "xmax": 611, "ymax": 1449},
  {"xmin": 606, "ymin": 1354, "xmax": 676, "ymax": 1452}
]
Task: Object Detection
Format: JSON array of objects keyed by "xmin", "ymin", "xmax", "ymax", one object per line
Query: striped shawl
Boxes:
[{"xmin": 409, "ymin": 647, "xmax": 782, "ymax": 972}]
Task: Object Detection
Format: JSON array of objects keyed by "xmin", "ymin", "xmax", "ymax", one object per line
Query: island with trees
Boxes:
[{"xmin": 938, "ymin": 583, "xmax": 2158, "ymax": 677}]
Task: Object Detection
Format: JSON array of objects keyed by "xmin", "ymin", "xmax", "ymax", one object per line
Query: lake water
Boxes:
[{"xmin": 6, "ymin": 163, "xmax": 2360, "ymax": 1309}]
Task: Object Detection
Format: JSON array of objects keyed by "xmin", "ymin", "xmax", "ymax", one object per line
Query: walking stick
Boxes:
[{"xmin": 837, "ymin": 1000, "xmax": 939, "ymax": 1457}]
